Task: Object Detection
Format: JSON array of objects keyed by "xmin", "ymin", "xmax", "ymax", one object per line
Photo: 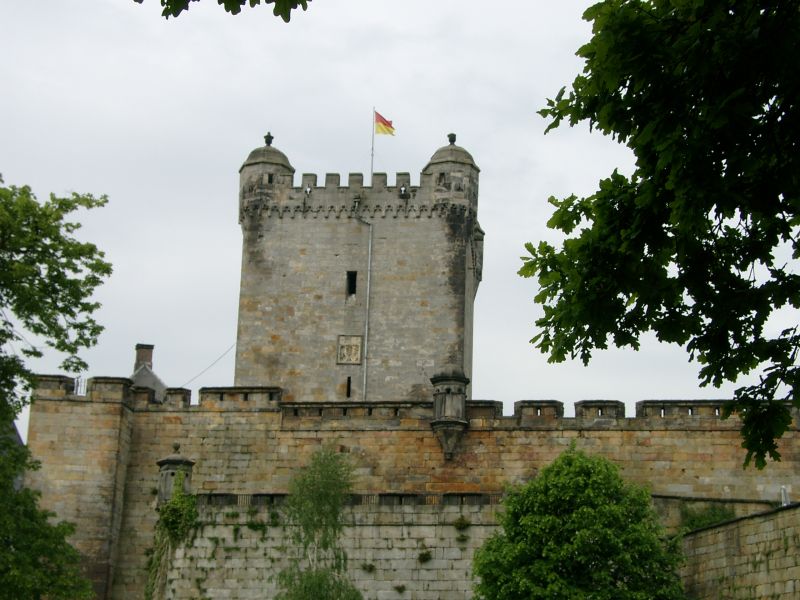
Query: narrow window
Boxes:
[
  {"xmin": 715, "ymin": 407, "xmax": 720, "ymax": 416},
  {"xmin": 267, "ymin": 173, "xmax": 274, "ymax": 184},
  {"xmin": 660, "ymin": 407, "xmax": 665, "ymax": 418},
  {"xmin": 597, "ymin": 408, "xmax": 603, "ymax": 417},
  {"xmin": 346, "ymin": 376, "xmax": 352, "ymax": 398},
  {"xmin": 347, "ymin": 271, "xmax": 357, "ymax": 296},
  {"xmin": 688, "ymin": 407, "xmax": 694, "ymax": 416},
  {"xmin": 536, "ymin": 407, "xmax": 541, "ymax": 417}
]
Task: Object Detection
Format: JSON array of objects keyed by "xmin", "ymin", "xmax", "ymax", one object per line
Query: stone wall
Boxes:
[
  {"xmin": 235, "ymin": 207, "xmax": 479, "ymax": 404},
  {"xmin": 24, "ymin": 377, "xmax": 800, "ymax": 598},
  {"xmin": 681, "ymin": 503, "xmax": 800, "ymax": 599},
  {"xmin": 162, "ymin": 497, "xmax": 497, "ymax": 600},
  {"xmin": 25, "ymin": 376, "xmax": 133, "ymax": 598}
]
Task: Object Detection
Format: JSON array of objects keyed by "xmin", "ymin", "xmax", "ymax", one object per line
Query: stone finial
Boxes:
[
  {"xmin": 447, "ymin": 133, "xmax": 456, "ymax": 145},
  {"xmin": 264, "ymin": 132, "xmax": 274, "ymax": 146}
]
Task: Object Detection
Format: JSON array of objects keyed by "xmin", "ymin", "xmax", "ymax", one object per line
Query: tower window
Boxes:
[
  {"xmin": 346, "ymin": 376, "xmax": 352, "ymax": 398},
  {"xmin": 267, "ymin": 173, "xmax": 274, "ymax": 184},
  {"xmin": 347, "ymin": 271, "xmax": 357, "ymax": 296}
]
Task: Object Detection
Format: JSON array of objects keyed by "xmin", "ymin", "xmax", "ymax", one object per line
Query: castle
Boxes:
[{"xmin": 26, "ymin": 135, "xmax": 800, "ymax": 599}]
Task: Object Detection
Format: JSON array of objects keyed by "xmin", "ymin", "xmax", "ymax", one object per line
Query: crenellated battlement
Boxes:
[
  {"xmin": 239, "ymin": 168, "xmax": 480, "ymax": 224},
  {"xmin": 240, "ymin": 198, "xmax": 476, "ymax": 221},
  {"xmin": 238, "ymin": 135, "xmax": 480, "ymax": 228},
  {"xmin": 34, "ymin": 376, "xmax": 791, "ymax": 433}
]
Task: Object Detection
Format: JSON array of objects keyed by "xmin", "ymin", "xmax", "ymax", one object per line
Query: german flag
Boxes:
[{"xmin": 374, "ymin": 111, "xmax": 395, "ymax": 135}]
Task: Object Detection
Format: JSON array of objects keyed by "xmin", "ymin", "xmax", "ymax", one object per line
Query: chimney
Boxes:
[{"xmin": 134, "ymin": 344, "xmax": 154, "ymax": 372}]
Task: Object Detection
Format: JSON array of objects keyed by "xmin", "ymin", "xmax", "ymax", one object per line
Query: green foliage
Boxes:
[
  {"xmin": 417, "ymin": 549, "xmax": 432, "ymax": 564},
  {"xmin": 473, "ymin": 447, "xmax": 686, "ymax": 600},
  {"xmin": 0, "ymin": 176, "xmax": 111, "ymax": 419},
  {"xmin": 276, "ymin": 447, "xmax": 362, "ymax": 600},
  {"xmin": 0, "ymin": 436, "xmax": 94, "ymax": 599},
  {"xmin": 136, "ymin": 0, "xmax": 310, "ymax": 22},
  {"xmin": 360, "ymin": 562, "xmax": 375, "ymax": 573},
  {"xmin": 521, "ymin": 1, "xmax": 800, "ymax": 468},
  {"xmin": 157, "ymin": 472, "xmax": 198, "ymax": 543},
  {"xmin": 276, "ymin": 566, "xmax": 362, "ymax": 600},
  {"xmin": 680, "ymin": 503, "xmax": 736, "ymax": 531},
  {"xmin": 146, "ymin": 472, "xmax": 198, "ymax": 600},
  {"xmin": 452, "ymin": 514, "xmax": 471, "ymax": 531},
  {"xmin": 0, "ymin": 175, "xmax": 109, "ymax": 599},
  {"xmin": 246, "ymin": 518, "xmax": 268, "ymax": 535}
]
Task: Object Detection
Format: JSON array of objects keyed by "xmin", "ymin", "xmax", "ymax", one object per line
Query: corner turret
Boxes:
[
  {"xmin": 421, "ymin": 133, "xmax": 480, "ymax": 211},
  {"xmin": 239, "ymin": 132, "xmax": 295, "ymax": 222}
]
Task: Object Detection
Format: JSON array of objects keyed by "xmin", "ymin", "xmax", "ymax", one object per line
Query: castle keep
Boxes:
[
  {"xmin": 235, "ymin": 132, "xmax": 482, "ymax": 405},
  {"xmin": 25, "ymin": 136, "xmax": 800, "ymax": 599}
]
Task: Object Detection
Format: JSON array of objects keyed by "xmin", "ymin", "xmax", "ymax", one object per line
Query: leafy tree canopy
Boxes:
[
  {"xmin": 277, "ymin": 447, "xmax": 362, "ymax": 600},
  {"xmin": 0, "ymin": 175, "xmax": 111, "ymax": 598},
  {"xmin": 134, "ymin": 0, "xmax": 310, "ymax": 21},
  {"xmin": 0, "ymin": 176, "xmax": 111, "ymax": 418},
  {"xmin": 473, "ymin": 447, "xmax": 686, "ymax": 600},
  {"xmin": 0, "ymin": 450, "xmax": 94, "ymax": 600},
  {"xmin": 520, "ymin": 0, "xmax": 800, "ymax": 467}
]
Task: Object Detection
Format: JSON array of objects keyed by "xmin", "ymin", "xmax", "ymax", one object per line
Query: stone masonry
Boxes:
[
  {"xmin": 681, "ymin": 503, "xmax": 800, "ymax": 599},
  {"xmin": 26, "ymin": 377, "xmax": 800, "ymax": 598},
  {"xmin": 235, "ymin": 133, "xmax": 482, "ymax": 403},
  {"xmin": 24, "ymin": 136, "xmax": 800, "ymax": 599}
]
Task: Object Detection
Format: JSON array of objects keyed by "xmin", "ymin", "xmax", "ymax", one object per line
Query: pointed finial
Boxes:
[
  {"xmin": 447, "ymin": 133, "xmax": 456, "ymax": 145},
  {"xmin": 264, "ymin": 132, "xmax": 274, "ymax": 146}
]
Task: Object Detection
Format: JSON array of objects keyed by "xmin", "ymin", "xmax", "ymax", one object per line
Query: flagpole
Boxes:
[{"xmin": 370, "ymin": 106, "xmax": 375, "ymax": 184}]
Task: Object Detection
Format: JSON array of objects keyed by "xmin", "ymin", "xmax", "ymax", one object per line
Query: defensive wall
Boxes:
[
  {"xmin": 681, "ymin": 503, "xmax": 800, "ymax": 599},
  {"xmin": 26, "ymin": 375, "xmax": 800, "ymax": 598}
]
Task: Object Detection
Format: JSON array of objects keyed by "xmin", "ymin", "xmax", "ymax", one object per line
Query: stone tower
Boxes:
[{"xmin": 234, "ymin": 133, "xmax": 483, "ymax": 402}]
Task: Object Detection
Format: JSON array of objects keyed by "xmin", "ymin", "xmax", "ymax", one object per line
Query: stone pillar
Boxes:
[
  {"xmin": 430, "ymin": 370, "xmax": 470, "ymax": 460},
  {"xmin": 156, "ymin": 443, "xmax": 195, "ymax": 504}
]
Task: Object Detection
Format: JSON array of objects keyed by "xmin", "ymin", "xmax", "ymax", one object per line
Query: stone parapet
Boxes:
[
  {"xmin": 33, "ymin": 374, "xmax": 77, "ymax": 398},
  {"xmin": 32, "ymin": 379, "xmax": 797, "ymax": 434}
]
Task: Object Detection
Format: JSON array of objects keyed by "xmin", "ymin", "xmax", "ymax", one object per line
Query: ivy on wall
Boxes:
[{"xmin": 145, "ymin": 472, "xmax": 198, "ymax": 600}]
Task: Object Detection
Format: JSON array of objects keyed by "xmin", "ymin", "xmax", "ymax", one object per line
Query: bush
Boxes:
[{"xmin": 473, "ymin": 447, "xmax": 686, "ymax": 600}]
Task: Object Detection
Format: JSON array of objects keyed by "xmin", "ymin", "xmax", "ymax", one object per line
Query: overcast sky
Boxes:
[{"xmin": 3, "ymin": 1, "xmax": 748, "ymax": 437}]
